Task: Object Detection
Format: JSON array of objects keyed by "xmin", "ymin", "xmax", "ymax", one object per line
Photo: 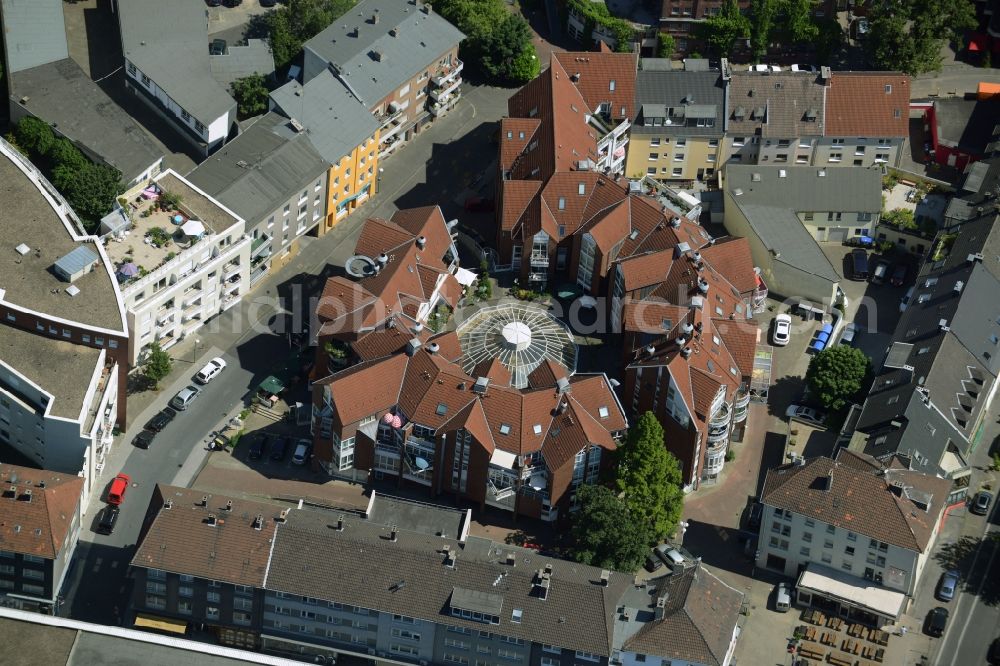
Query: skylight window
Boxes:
[
  {"xmin": 598, "ymin": 406, "xmax": 610, "ymax": 418},
  {"xmin": 499, "ymin": 424, "xmax": 512, "ymax": 435},
  {"xmin": 436, "ymin": 403, "xmax": 448, "ymax": 416},
  {"xmin": 533, "ymin": 424, "xmax": 543, "ymax": 435}
]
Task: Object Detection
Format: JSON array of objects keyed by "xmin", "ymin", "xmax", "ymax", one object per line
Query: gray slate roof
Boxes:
[
  {"xmin": 10, "ymin": 59, "xmax": 164, "ymax": 183},
  {"xmin": 855, "ymin": 214, "xmax": 1000, "ymax": 471},
  {"xmin": 209, "ymin": 39, "xmax": 276, "ymax": 90},
  {"xmin": 118, "ymin": 0, "xmax": 236, "ymax": 123},
  {"xmin": 269, "ymin": 69, "xmax": 379, "ymax": 165},
  {"xmin": 303, "ymin": 0, "xmax": 465, "ymax": 107},
  {"xmin": 725, "ymin": 165, "xmax": 883, "ymax": 283},
  {"xmin": 933, "ymin": 98, "xmax": 1000, "ymax": 154},
  {"xmin": 185, "ymin": 112, "xmax": 327, "ymax": 225},
  {"xmin": 264, "ymin": 508, "xmax": 629, "ymax": 656},
  {"xmin": 727, "ymin": 71, "xmax": 826, "ymax": 137},
  {"xmin": 633, "ymin": 70, "xmax": 726, "ymax": 137},
  {"xmin": 0, "ymin": 0, "xmax": 68, "ymax": 74}
]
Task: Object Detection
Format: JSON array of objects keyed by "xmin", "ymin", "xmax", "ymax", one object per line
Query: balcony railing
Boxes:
[
  {"xmin": 530, "ymin": 253, "xmax": 549, "ymax": 267},
  {"xmin": 709, "ymin": 402, "xmax": 733, "ymax": 428},
  {"xmin": 528, "ymin": 272, "xmax": 547, "ymax": 283},
  {"xmin": 486, "ymin": 482, "xmax": 516, "ymax": 510},
  {"xmin": 430, "ymin": 78, "xmax": 462, "ymax": 104},
  {"xmin": 376, "ymin": 103, "xmax": 403, "ymax": 129},
  {"xmin": 430, "ymin": 91, "xmax": 461, "ymax": 117},
  {"xmin": 707, "ymin": 426, "xmax": 730, "ymax": 444},
  {"xmin": 432, "ymin": 60, "xmax": 463, "ymax": 87}
]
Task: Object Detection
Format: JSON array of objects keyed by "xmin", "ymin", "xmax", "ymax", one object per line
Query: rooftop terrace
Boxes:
[{"xmin": 0, "ymin": 141, "xmax": 124, "ymax": 333}]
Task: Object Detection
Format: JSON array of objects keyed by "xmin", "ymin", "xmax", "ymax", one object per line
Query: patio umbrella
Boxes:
[
  {"xmin": 181, "ymin": 219, "xmax": 206, "ymax": 237},
  {"xmin": 578, "ymin": 294, "xmax": 598, "ymax": 308},
  {"xmin": 118, "ymin": 262, "xmax": 139, "ymax": 278}
]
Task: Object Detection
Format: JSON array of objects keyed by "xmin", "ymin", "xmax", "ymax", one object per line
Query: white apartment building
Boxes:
[
  {"xmin": 0, "ymin": 136, "xmax": 129, "ymax": 505},
  {"xmin": 108, "ymin": 171, "xmax": 250, "ymax": 365},
  {"xmin": 757, "ymin": 450, "xmax": 951, "ymax": 626}
]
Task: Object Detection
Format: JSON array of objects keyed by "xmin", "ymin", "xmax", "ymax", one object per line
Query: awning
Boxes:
[
  {"xmin": 181, "ymin": 219, "xmax": 206, "ymax": 237},
  {"xmin": 258, "ymin": 375, "xmax": 285, "ymax": 395},
  {"xmin": 490, "ymin": 448, "xmax": 517, "ymax": 470},
  {"xmin": 455, "ymin": 267, "xmax": 477, "ymax": 286},
  {"xmin": 134, "ymin": 613, "xmax": 188, "ymax": 635},
  {"xmin": 797, "ymin": 563, "xmax": 907, "ymax": 620}
]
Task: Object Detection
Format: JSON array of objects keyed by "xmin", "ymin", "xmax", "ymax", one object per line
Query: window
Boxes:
[
  {"xmin": 847, "ymin": 532, "xmax": 857, "ymax": 542},
  {"xmin": 733, "ymin": 136, "xmax": 746, "ymax": 146},
  {"xmin": 650, "ymin": 138, "xmax": 660, "ymax": 146},
  {"xmin": 674, "ymin": 153, "xmax": 684, "ymax": 162},
  {"xmin": 804, "ymin": 212, "xmax": 814, "ymax": 221},
  {"xmin": 827, "ymin": 525, "xmax": 836, "ymax": 535},
  {"xmin": 672, "ymin": 167, "xmax": 683, "ymax": 177},
  {"xmin": 800, "ymin": 546, "xmax": 811, "ymax": 556},
  {"xmin": 207, "ymin": 591, "xmax": 221, "ymax": 603},
  {"xmin": 647, "ymin": 167, "xmax": 657, "ymax": 175},
  {"xmin": 395, "ymin": 628, "xmax": 423, "ymax": 641},
  {"xmin": 842, "ymin": 561, "xmax": 853, "ymax": 571},
  {"xmin": 821, "ymin": 552, "xmax": 833, "ymax": 563},
  {"xmin": 575, "ymin": 651, "xmax": 599, "ymax": 662},
  {"xmin": 146, "ymin": 582, "xmax": 166, "ymax": 595},
  {"xmin": 845, "ymin": 546, "xmax": 855, "ymax": 556},
  {"xmin": 22, "ymin": 568, "xmax": 44, "ymax": 580},
  {"xmin": 803, "ymin": 532, "xmax": 812, "ymax": 543},
  {"xmin": 497, "ymin": 649, "xmax": 523, "ymax": 661},
  {"xmin": 178, "ymin": 600, "xmax": 193, "ymax": 615},
  {"xmin": 676, "ymin": 139, "xmax": 686, "ymax": 147},
  {"xmin": 609, "ymin": 79, "xmax": 616, "ymax": 91},
  {"xmin": 233, "ymin": 611, "xmax": 252, "ymax": 626},
  {"xmin": 178, "ymin": 585, "xmax": 193, "ymax": 597},
  {"xmin": 206, "ymin": 606, "xmax": 220, "ymax": 621}
]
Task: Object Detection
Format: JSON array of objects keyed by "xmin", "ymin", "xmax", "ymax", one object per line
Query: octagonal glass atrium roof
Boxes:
[{"xmin": 457, "ymin": 303, "xmax": 577, "ymax": 389}]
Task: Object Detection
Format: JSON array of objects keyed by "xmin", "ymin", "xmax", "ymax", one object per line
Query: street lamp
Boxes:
[
  {"xmin": 376, "ymin": 167, "xmax": 384, "ymax": 195},
  {"xmin": 193, "ymin": 338, "xmax": 200, "ymax": 364}
]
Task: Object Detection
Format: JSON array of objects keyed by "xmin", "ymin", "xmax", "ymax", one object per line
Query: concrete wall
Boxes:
[{"xmin": 626, "ymin": 134, "xmax": 720, "ymax": 181}]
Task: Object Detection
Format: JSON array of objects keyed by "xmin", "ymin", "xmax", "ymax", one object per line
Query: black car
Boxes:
[
  {"xmin": 97, "ymin": 505, "xmax": 120, "ymax": 535},
  {"xmin": 644, "ymin": 552, "xmax": 664, "ymax": 572},
  {"xmin": 210, "ymin": 39, "xmax": 227, "ymax": 56},
  {"xmin": 269, "ymin": 436, "xmax": 289, "ymax": 461},
  {"xmin": 850, "ymin": 249, "xmax": 869, "ymax": 281},
  {"xmin": 890, "ymin": 263, "xmax": 908, "ymax": 287},
  {"xmin": 145, "ymin": 408, "xmax": 176, "ymax": 432},
  {"xmin": 247, "ymin": 435, "xmax": 265, "ymax": 461},
  {"xmin": 926, "ymin": 606, "xmax": 948, "ymax": 636},
  {"xmin": 133, "ymin": 429, "xmax": 156, "ymax": 449},
  {"xmin": 972, "ymin": 490, "xmax": 993, "ymax": 516},
  {"xmin": 988, "ymin": 637, "xmax": 1000, "ymax": 664}
]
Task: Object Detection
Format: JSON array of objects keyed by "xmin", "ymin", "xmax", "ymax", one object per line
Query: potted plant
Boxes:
[{"xmin": 325, "ymin": 341, "xmax": 348, "ymax": 368}]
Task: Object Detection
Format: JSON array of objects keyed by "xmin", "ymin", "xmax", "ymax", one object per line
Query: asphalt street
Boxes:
[
  {"xmin": 57, "ymin": 80, "xmax": 513, "ymax": 624},
  {"xmin": 934, "ymin": 498, "xmax": 1000, "ymax": 666}
]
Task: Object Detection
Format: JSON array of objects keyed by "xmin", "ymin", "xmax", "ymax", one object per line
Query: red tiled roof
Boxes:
[
  {"xmin": 500, "ymin": 180, "xmax": 542, "ymax": 232},
  {"xmin": 527, "ymin": 358, "xmax": 568, "ymax": 389},
  {"xmin": 354, "ymin": 217, "xmax": 414, "ymax": 258},
  {"xmin": 0, "ymin": 465, "xmax": 83, "ymax": 560},
  {"xmin": 553, "ymin": 50, "xmax": 638, "ymax": 120},
  {"xmin": 500, "ymin": 118, "xmax": 541, "ymax": 170},
  {"xmin": 699, "ymin": 237, "xmax": 758, "ymax": 294},
  {"xmin": 315, "ymin": 354, "xmax": 409, "ymax": 427},
  {"xmin": 825, "ymin": 72, "xmax": 910, "ymax": 138}
]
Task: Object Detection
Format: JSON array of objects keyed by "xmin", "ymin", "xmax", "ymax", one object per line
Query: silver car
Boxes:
[
  {"xmin": 936, "ymin": 569, "xmax": 960, "ymax": 601},
  {"xmin": 169, "ymin": 385, "xmax": 201, "ymax": 411}
]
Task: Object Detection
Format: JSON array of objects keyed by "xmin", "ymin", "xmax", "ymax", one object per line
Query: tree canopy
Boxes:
[
  {"xmin": 570, "ymin": 485, "xmax": 651, "ymax": 572},
  {"xmin": 231, "ymin": 74, "xmax": 271, "ymax": 119},
  {"xmin": 805, "ymin": 345, "xmax": 871, "ymax": 411},
  {"xmin": 144, "ymin": 342, "xmax": 173, "ymax": 388},
  {"xmin": 14, "ymin": 117, "xmax": 121, "ymax": 233},
  {"xmin": 865, "ymin": 0, "xmax": 976, "ymax": 74},
  {"xmin": 615, "ymin": 411, "xmax": 685, "ymax": 543},
  {"xmin": 259, "ymin": 0, "xmax": 357, "ymax": 71},
  {"xmin": 695, "ymin": 0, "xmax": 751, "ymax": 58},
  {"xmin": 435, "ymin": 0, "xmax": 540, "ymax": 85},
  {"xmin": 749, "ymin": 0, "xmax": 777, "ymax": 62}
]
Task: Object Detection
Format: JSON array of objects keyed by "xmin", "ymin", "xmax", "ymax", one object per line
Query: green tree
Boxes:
[
  {"xmin": 479, "ymin": 14, "xmax": 539, "ymax": 84},
  {"xmin": 144, "ymin": 342, "xmax": 173, "ymax": 388},
  {"xmin": 779, "ymin": 0, "xmax": 819, "ymax": 44},
  {"xmin": 570, "ymin": 484, "xmax": 651, "ymax": 571},
  {"xmin": 231, "ymin": 74, "xmax": 270, "ymax": 119},
  {"xmin": 813, "ymin": 16, "xmax": 843, "ymax": 65},
  {"xmin": 911, "ymin": 0, "xmax": 977, "ymax": 46},
  {"xmin": 263, "ymin": 0, "xmax": 356, "ymax": 71},
  {"xmin": 749, "ymin": 0, "xmax": 777, "ymax": 61},
  {"xmin": 50, "ymin": 138, "xmax": 90, "ymax": 191},
  {"xmin": 696, "ymin": 0, "xmax": 750, "ymax": 57},
  {"xmin": 657, "ymin": 32, "xmax": 675, "ymax": 58},
  {"xmin": 63, "ymin": 163, "xmax": 122, "ymax": 233},
  {"xmin": 805, "ymin": 345, "xmax": 871, "ymax": 411},
  {"xmin": 14, "ymin": 116, "xmax": 56, "ymax": 157},
  {"xmin": 615, "ymin": 411, "xmax": 685, "ymax": 542}
]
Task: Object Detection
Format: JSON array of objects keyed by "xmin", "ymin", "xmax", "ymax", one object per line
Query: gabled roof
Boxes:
[
  {"xmin": 131, "ymin": 486, "xmax": 278, "ymax": 587},
  {"xmin": 698, "ymin": 237, "xmax": 758, "ymax": 294},
  {"xmin": 760, "ymin": 450, "xmax": 952, "ymax": 552},
  {"xmin": 0, "ymin": 465, "xmax": 83, "ymax": 560},
  {"xmin": 727, "ymin": 71, "xmax": 826, "ymax": 137},
  {"xmin": 302, "ymin": 0, "xmax": 465, "ymax": 107},
  {"xmin": 632, "ymin": 69, "xmax": 726, "ymax": 138},
  {"xmin": 0, "ymin": 0, "xmax": 69, "ymax": 75},
  {"xmin": 622, "ymin": 566, "xmax": 743, "ymax": 665},
  {"xmin": 499, "ymin": 118, "xmax": 541, "ymax": 170},
  {"xmin": 553, "ymin": 49, "xmax": 638, "ymax": 120},
  {"xmin": 824, "ymin": 72, "xmax": 910, "ymax": 138},
  {"xmin": 269, "ymin": 69, "xmax": 379, "ymax": 165}
]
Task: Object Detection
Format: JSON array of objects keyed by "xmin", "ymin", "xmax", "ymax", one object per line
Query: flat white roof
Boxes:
[{"xmin": 797, "ymin": 563, "xmax": 907, "ymax": 619}]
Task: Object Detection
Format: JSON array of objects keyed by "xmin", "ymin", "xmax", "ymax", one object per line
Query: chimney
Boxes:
[
  {"xmin": 416, "ymin": 235, "xmax": 427, "ymax": 249},
  {"xmin": 277, "ymin": 509, "xmax": 289, "ymax": 523},
  {"xmin": 19, "ymin": 489, "xmax": 32, "ymax": 503},
  {"xmin": 224, "ymin": 500, "xmax": 233, "ymax": 512},
  {"xmin": 253, "ymin": 514, "xmax": 263, "ymax": 530},
  {"xmin": 206, "ymin": 513, "xmax": 218, "ymax": 527},
  {"xmin": 443, "ymin": 545, "xmax": 457, "ymax": 567},
  {"xmin": 390, "ymin": 524, "xmax": 398, "ymax": 542},
  {"xmin": 600, "ymin": 569, "xmax": 610, "ymax": 586},
  {"xmin": 825, "ymin": 470, "xmax": 833, "ymax": 492},
  {"xmin": 654, "ymin": 595, "xmax": 667, "ymax": 620},
  {"xmin": 336, "ymin": 514, "xmax": 345, "ymax": 531},
  {"xmin": 428, "ymin": 342, "xmax": 440, "ymax": 354},
  {"xmin": 200, "ymin": 495, "xmax": 209, "ymax": 507},
  {"xmin": 506, "ymin": 552, "xmax": 516, "ymax": 566}
]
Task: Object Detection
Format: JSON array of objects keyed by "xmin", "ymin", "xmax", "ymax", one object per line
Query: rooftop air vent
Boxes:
[
  {"xmin": 288, "ymin": 118, "xmax": 305, "ymax": 133},
  {"xmin": 276, "ymin": 509, "xmax": 289, "ymax": 523},
  {"xmin": 377, "ymin": 252, "xmax": 389, "ymax": 266},
  {"xmin": 253, "ymin": 514, "xmax": 264, "ymax": 530},
  {"xmin": 406, "ymin": 338, "xmax": 422, "ymax": 356},
  {"xmin": 15, "ymin": 243, "xmax": 30, "ymax": 255},
  {"xmin": 428, "ymin": 342, "xmax": 440, "ymax": 354},
  {"xmin": 206, "ymin": 513, "xmax": 218, "ymax": 526},
  {"xmin": 416, "ymin": 235, "xmax": 427, "ymax": 249},
  {"xmin": 600, "ymin": 569, "xmax": 610, "ymax": 586},
  {"xmin": 473, "ymin": 376, "xmax": 490, "ymax": 395},
  {"xmin": 680, "ymin": 346, "xmax": 692, "ymax": 358}
]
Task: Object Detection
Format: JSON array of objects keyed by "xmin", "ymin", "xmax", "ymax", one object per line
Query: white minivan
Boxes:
[{"xmin": 775, "ymin": 582, "xmax": 791, "ymax": 612}]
